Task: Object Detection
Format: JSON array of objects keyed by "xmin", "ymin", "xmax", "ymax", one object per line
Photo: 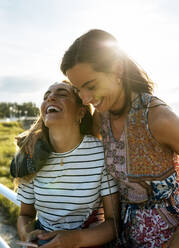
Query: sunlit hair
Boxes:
[{"xmin": 61, "ymin": 29, "xmax": 154, "ymax": 113}]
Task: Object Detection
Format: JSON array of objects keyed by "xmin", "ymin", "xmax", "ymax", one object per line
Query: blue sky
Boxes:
[{"xmin": 0, "ymin": 0, "xmax": 179, "ymax": 114}]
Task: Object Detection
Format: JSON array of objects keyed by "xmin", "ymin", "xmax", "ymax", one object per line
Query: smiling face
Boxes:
[
  {"xmin": 66, "ymin": 63, "xmax": 125, "ymax": 113},
  {"xmin": 41, "ymin": 82, "xmax": 83, "ymax": 128}
]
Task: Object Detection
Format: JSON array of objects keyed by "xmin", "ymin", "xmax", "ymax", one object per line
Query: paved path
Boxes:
[{"xmin": 0, "ymin": 206, "xmax": 19, "ymax": 248}]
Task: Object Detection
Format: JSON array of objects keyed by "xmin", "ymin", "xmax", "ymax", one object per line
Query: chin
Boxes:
[
  {"xmin": 44, "ymin": 119, "xmax": 54, "ymax": 128},
  {"xmin": 44, "ymin": 122, "xmax": 50, "ymax": 128}
]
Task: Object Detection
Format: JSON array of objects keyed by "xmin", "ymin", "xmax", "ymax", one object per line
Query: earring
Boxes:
[{"xmin": 79, "ymin": 118, "xmax": 82, "ymax": 124}]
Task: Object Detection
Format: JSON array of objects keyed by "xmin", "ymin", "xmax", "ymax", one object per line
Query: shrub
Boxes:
[{"xmin": 0, "ymin": 121, "xmax": 24, "ymax": 225}]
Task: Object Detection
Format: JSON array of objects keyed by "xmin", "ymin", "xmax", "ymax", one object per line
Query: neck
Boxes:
[
  {"xmin": 49, "ymin": 125, "xmax": 83, "ymax": 153},
  {"xmin": 109, "ymin": 91, "xmax": 137, "ymax": 117},
  {"xmin": 109, "ymin": 87, "xmax": 129, "ymax": 116}
]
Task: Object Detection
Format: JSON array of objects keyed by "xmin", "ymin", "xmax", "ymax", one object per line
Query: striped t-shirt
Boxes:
[{"xmin": 17, "ymin": 135, "xmax": 118, "ymax": 231}]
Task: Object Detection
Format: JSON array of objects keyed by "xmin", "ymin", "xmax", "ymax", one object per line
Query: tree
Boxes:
[{"xmin": 0, "ymin": 102, "xmax": 39, "ymax": 118}]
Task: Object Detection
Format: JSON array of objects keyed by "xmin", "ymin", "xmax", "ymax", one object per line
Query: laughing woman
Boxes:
[
  {"xmin": 11, "ymin": 82, "xmax": 119, "ymax": 248},
  {"xmin": 60, "ymin": 29, "xmax": 179, "ymax": 248}
]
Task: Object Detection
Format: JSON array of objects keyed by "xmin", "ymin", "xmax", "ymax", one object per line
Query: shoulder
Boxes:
[
  {"xmin": 83, "ymin": 135, "xmax": 104, "ymax": 151},
  {"xmin": 148, "ymin": 99, "xmax": 179, "ymax": 151},
  {"xmin": 84, "ymin": 134, "xmax": 103, "ymax": 145},
  {"xmin": 80, "ymin": 135, "xmax": 104, "ymax": 164},
  {"xmin": 148, "ymin": 99, "xmax": 178, "ymax": 129}
]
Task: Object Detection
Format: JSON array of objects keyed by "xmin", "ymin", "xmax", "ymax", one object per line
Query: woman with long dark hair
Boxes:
[{"xmin": 61, "ymin": 29, "xmax": 179, "ymax": 248}]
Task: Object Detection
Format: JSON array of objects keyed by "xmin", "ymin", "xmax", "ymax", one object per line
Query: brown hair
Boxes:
[{"xmin": 61, "ymin": 29, "xmax": 154, "ymax": 113}]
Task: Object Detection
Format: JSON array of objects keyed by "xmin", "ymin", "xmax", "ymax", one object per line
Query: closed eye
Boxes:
[
  {"xmin": 56, "ymin": 93, "xmax": 68, "ymax": 98},
  {"xmin": 87, "ymin": 85, "xmax": 96, "ymax": 91},
  {"xmin": 56, "ymin": 93, "xmax": 69, "ymax": 96}
]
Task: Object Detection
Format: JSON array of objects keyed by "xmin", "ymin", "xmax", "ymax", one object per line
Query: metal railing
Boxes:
[{"xmin": 0, "ymin": 183, "xmax": 20, "ymax": 248}]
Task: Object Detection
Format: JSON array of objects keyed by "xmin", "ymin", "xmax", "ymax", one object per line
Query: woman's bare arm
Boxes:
[
  {"xmin": 78, "ymin": 192, "xmax": 120, "ymax": 246},
  {"xmin": 17, "ymin": 202, "xmax": 36, "ymax": 241},
  {"xmin": 148, "ymin": 102, "xmax": 179, "ymax": 154}
]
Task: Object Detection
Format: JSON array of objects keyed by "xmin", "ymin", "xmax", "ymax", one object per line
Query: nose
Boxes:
[{"xmin": 78, "ymin": 91, "xmax": 93, "ymax": 105}]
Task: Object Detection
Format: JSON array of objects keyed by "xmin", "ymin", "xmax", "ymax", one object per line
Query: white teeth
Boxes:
[{"xmin": 46, "ymin": 106, "xmax": 61, "ymax": 113}]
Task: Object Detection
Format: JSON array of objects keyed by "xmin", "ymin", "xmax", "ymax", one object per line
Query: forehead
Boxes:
[
  {"xmin": 47, "ymin": 82, "xmax": 73, "ymax": 93},
  {"xmin": 66, "ymin": 63, "xmax": 96, "ymax": 86}
]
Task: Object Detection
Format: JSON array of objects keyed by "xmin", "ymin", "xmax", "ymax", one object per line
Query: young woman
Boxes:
[
  {"xmin": 11, "ymin": 82, "xmax": 119, "ymax": 248},
  {"xmin": 60, "ymin": 29, "xmax": 179, "ymax": 248}
]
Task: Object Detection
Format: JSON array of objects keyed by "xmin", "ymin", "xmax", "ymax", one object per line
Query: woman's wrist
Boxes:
[{"xmin": 18, "ymin": 217, "xmax": 36, "ymax": 241}]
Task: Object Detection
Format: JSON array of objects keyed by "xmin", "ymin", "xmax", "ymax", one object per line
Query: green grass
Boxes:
[{"xmin": 0, "ymin": 121, "xmax": 24, "ymax": 225}]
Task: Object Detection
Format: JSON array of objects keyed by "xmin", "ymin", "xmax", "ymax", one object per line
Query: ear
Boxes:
[{"xmin": 78, "ymin": 106, "xmax": 86, "ymax": 122}]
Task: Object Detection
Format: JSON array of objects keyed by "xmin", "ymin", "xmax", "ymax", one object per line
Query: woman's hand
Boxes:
[
  {"xmin": 37, "ymin": 230, "xmax": 80, "ymax": 248},
  {"xmin": 26, "ymin": 229, "xmax": 46, "ymax": 242},
  {"xmin": 16, "ymin": 117, "xmax": 44, "ymax": 156},
  {"xmin": 23, "ymin": 229, "xmax": 46, "ymax": 248},
  {"xmin": 18, "ymin": 130, "xmax": 42, "ymax": 156}
]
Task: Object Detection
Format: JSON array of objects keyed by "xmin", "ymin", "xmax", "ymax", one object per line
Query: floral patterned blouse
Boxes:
[{"xmin": 100, "ymin": 93, "xmax": 179, "ymax": 248}]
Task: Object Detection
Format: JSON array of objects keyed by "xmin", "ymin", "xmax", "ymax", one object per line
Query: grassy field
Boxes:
[{"xmin": 0, "ymin": 121, "xmax": 24, "ymax": 224}]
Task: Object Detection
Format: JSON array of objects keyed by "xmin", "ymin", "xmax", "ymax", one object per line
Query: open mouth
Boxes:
[{"xmin": 46, "ymin": 105, "xmax": 61, "ymax": 114}]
